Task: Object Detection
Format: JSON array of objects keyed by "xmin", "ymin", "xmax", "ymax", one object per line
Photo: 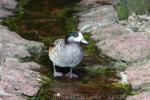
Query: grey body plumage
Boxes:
[
  {"xmin": 49, "ymin": 39, "xmax": 83, "ymax": 67},
  {"xmin": 49, "ymin": 32, "xmax": 88, "ymax": 78}
]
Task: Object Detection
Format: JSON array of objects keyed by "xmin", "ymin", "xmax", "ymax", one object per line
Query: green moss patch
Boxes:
[
  {"xmin": 114, "ymin": 0, "xmax": 149, "ymax": 20},
  {"xmin": 3, "ymin": 0, "xmax": 80, "ymax": 46},
  {"xmin": 114, "ymin": 0, "xmax": 129, "ymax": 20}
]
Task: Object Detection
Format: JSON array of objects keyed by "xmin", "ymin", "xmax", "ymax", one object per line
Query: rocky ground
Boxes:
[
  {"xmin": 0, "ymin": 0, "xmax": 44, "ymax": 99},
  {"xmin": 77, "ymin": 0, "xmax": 150, "ymax": 100}
]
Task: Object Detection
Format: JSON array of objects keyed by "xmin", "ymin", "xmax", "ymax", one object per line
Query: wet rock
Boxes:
[
  {"xmin": 0, "ymin": 0, "xmax": 17, "ymax": 18},
  {"xmin": 79, "ymin": 0, "xmax": 119, "ymax": 6},
  {"xmin": 96, "ymin": 32, "xmax": 150, "ymax": 62},
  {"xmin": 0, "ymin": 96, "xmax": 26, "ymax": 100},
  {"xmin": 0, "ymin": 0, "xmax": 17, "ymax": 10},
  {"xmin": 25, "ymin": 41, "xmax": 45, "ymax": 54},
  {"xmin": 0, "ymin": 9, "xmax": 13, "ymax": 18},
  {"xmin": 77, "ymin": 5, "xmax": 118, "ymax": 32},
  {"xmin": 0, "ymin": 55, "xmax": 42, "ymax": 99},
  {"xmin": 0, "ymin": 24, "xmax": 44, "ymax": 99},
  {"xmin": 5, "ymin": 43, "xmax": 30, "ymax": 58},
  {"xmin": 91, "ymin": 24, "xmax": 132, "ymax": 41},
  {"xmin": 0, "ymin": 25, "xmax": 21, "ymax": 43},
  {"xmin": 0, "ymin": 58, "xmax": 41, "ymax": 97},
  {"xmin": 126, "ymin": 92, "xmax": 150, "ymax": 100},
  {"xmin": 125, "ymin": 62, "xmax": 150, "ymax": 90},
  {"xmin": 0, "ymin": 25, "xmax": 44, "ymax": 58}
]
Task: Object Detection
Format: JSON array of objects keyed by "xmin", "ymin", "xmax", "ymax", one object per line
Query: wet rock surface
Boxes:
[
  {"xmin": 77, "ymin": 5, "xmax": 118, "ymax": 32},
  {"xmin": 0, "ymin": 0, "xmax": 17, "ymax": 18},
  {"xmin": 125, "ymin": 62, "xmax": 150, "ymax": 90},
  {"xmin": 96, "ymin": 32, "xmax": 150, "ymax": 62},
  {"xmin": 79, "ymin": 0, "xmax": 119, "ymax": 6},
  {"xmin": 91, "ymin": 23, "xmax": 132, "ymax": 41},
  {"xmin": 0, "ymin": 25, "xmax": 44, "ymax": 99}
]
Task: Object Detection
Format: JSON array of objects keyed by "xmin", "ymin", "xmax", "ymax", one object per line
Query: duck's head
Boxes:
[{"xmin": 65, "ymin": 32, "xmax": 88, "ymax": 44}]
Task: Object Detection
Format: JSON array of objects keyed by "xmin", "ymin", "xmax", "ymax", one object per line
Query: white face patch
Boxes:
[{"xmin": 67, "ymin": 32, "xmax": 88, "ymax": 44}]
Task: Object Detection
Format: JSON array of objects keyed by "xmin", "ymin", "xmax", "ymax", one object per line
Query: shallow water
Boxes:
[{"xmin": 3, "ymin": 0, "xmax": 130, "ymax": 99}]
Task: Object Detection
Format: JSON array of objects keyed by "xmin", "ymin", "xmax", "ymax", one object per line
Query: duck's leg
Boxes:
[
  {"xmin": 65, "ymin": 67, "xmax": 78, "ymax": 78},
  {"xmin": 53, "ymin": 64, "xmax": 63, "ymax": 77}
]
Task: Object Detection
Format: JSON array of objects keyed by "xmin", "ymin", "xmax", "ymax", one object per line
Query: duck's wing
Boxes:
[{"xmin": 49, "ymin": 39, "xmax": 65, "ymax": 52}]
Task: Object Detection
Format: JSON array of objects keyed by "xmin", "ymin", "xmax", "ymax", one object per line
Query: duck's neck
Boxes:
[
  {"xmin": 65, "ymin": 36, "xmax": 69, "ymax": 44},
  {"xmin": 65, "ymin": 40, "xmax": 79, "ymax": 45}
]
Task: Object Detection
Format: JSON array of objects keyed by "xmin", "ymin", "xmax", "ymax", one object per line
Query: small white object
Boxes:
[
  {"xmin": 120, "ymin": 72, "xmax": 129, "ymax": 84},
  {"xmin": 56, "ymin": 93, "xmax": 61, "ymax": 97}
]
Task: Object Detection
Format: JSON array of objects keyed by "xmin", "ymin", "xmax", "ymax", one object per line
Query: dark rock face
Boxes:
[
  {"xmin": 0, "ymin": 0, "xmax": 17, "ymax": 18},
  {"xmin": 0, "ymin": 24, "xmax": 44, "ymax": 99}
]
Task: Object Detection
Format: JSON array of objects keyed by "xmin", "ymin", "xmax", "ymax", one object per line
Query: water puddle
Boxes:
[{"xmin": 3, "ymin": 0, "xmax": 131, "ymax": 99}]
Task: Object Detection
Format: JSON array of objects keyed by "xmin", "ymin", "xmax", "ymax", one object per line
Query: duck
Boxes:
[{"xmin": 49, "ymin": 31, "xmax": 88, "ymax": 78}]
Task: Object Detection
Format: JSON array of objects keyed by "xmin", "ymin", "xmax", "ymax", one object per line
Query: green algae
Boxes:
[
  {"xmin": 28, "ymin": 66, "xmax": 131, "ymax": 100},
  {"xmin": 3, "ymin": 0, "xmax": 80, "ymax": 46},
  {"xmin": 114, "ymin": 0, "xmax": 150, "ymax": 20},
  {"xmin": 85, "ymin": 67, "xmax": 116, "ymax": 77},
  {"xmin": 114, "ymin": 0, "xmax": 129, "ymax": 20}
]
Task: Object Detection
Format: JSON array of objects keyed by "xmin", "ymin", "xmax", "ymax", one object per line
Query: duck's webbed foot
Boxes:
[
  {"xmin": 65, "ymin": 72, "xmax": 78, "ymax": 78},
  {"xmin": 53, "ymin": 72, "xmax": 63, "ymax": 77}
]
